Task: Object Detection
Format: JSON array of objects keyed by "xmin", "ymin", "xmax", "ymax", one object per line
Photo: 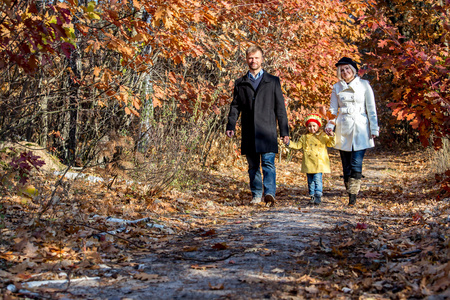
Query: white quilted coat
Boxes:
[{"xmin": 326, "ymin": 77, "xmax": 379, "ymax": 151}]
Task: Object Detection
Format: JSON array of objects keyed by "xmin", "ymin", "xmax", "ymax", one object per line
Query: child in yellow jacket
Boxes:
[{"xmin": 289, "ymin": 114, "xmax": 336, "ymax": 205}]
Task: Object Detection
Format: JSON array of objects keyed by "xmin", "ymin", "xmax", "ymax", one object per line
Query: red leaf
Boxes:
[
  {"xmin": 61, "ymin": 42, "xmax": 74, "ymax": 59},
  {"xmin": 356, "ymin": 223, "xmax": 368, "ymax": 230}
]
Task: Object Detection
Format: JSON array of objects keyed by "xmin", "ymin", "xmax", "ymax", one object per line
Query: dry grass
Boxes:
[{"xmin": 431, "ymin": 138, "xmax": 450, "ymax": 174}]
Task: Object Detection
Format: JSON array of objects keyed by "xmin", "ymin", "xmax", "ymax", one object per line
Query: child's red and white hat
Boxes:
[{"xmin": 304, "ymin": 114, "xmax": 322, "ymax": 127}]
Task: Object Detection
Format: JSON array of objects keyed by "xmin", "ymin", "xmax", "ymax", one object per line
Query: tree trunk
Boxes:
[
  {"xmin": 66, "ymin": 24, "xmax": 81, "ymax": 165},
  {"xmin": 40, "ymin": 80, "xmax": 48, "ymax": 148}
]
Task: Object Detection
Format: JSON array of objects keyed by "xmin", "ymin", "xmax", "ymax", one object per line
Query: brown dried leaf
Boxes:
[
  {"xmin": 23, "ymin": 242, "xmax": 39, "ymax": 258},
  {"xmin": 314, "ymin": 266, "xmax": 333, "ymax": 276},
  {"xmin": 191, "ymin": 264, "xmax": 217, "ymax": 270},
  {"xmin": 134, "ymin": 273, "xmax": 169, "ymax": 283},
  {"xmin": 183, "ymin": 246, "xmax": 198, "ymax": 252},
  {"xmin": 305, "ymin": 285, "xmax": 319, "ymax": 293},
  {"xmin": 211, "ymin": 242, "xmax": 228, "ymax": 250},
  {"xmin": 209, "ymin": 282, "xmax": 224, "ymax": 290}
]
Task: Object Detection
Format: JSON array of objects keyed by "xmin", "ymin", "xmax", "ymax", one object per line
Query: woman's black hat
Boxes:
[{"xmin": 335, "ymin": 57, "xmax": 358, "ymax": 72}]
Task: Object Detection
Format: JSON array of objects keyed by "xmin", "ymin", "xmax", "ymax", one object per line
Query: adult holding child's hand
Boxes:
[
  {"xmin": 325, "ymin": 57, "xmax": 379, "ymax": 206},
  {"xmin": 226, "ymin": 45, "xmax": 289, "ymax": 207}
]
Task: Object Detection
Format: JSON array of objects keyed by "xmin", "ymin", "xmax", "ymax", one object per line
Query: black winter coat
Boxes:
[{"xmin": 226, "ymin": 71, "xmax": 289, "ymax": 155}]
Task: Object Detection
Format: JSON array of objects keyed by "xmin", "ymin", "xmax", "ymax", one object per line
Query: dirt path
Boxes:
[
  {"xmin": 6, "ymin": 150, "xmax": 449, "ymax": 299},
  {"xmin": 39, "ymin": 206, "xmax": 348, "ymax": 300}
]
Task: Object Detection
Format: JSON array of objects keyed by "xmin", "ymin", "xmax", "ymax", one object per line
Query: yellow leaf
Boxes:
[
  {"xmin": 87, "ymin": 1, "xmax": 96, "ymax": 12},
  {"xmin": 18, "ymin": 185, "xmax": 38, "ymax": 198},
  {"xmin": 49, "ymin": 16, "xmax": 57, "ymax": 24},
  {"xmin": 88, "ymin": 12, "xmax": 101, "ymax": 20}
]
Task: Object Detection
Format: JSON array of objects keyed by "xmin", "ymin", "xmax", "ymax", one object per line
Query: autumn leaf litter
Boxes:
[{"xmin": 0, "ymin": 149, "xmax": 449, "ymax": 299}]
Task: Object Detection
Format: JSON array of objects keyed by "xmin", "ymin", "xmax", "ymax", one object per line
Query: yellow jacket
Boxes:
[{"xmin": 290, "ymin": 132, "xmax": 336, "ymax": 174}]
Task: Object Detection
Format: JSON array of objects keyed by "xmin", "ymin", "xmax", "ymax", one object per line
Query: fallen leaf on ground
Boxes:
[
  {"xmin": 183, "ymin": 246, "xmax": 198, "ymax": 252},
  {"xmin": 134, "ymin": 273, "xmax": 159, "ymax": 281},
  {"xmin": 191, "ymin": 264, "xmax": 217, "ymax": 270},
  {"xmin": 271, "ymin": 268, "xmax": 284, "ymax": 273},
  {"xmin": 356, "ymin": 223, "xmax": 368, "ymax": 229},
  {"xmin": 201, "ymin": 229, "xmax": 216, "ymax": 236},
  {"xmin": 134, "ymin": 273, "xmax": 169, "ymax": 283},
  {"xmin": 314, "ymin": 266, "xmax": 333, "ymax": 276},
  {"xmin": 365, "ymin": 251, "xmax": 381, "ymax": 259},
  {"xmin": 305, "ymin": 285, "xmax": 319, "ymax": 293},
  {"xmin": 209, "ymin": 282, "xmax": 224, "ymax": 290},
  {"xmin": 212, "ymin": 242, "xmax": 228, "ymax": 250}
]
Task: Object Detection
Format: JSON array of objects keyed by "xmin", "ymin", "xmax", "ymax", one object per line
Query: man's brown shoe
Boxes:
[{"xmin": 264, "ymin": 194, "xmax": 275, "ymax": 207}]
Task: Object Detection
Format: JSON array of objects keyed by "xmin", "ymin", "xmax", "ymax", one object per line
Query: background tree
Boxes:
[
  {"xmin": 1, "ymin": 0, "xmax": 368, "ymax": 159},
  {"xmin": 8, "ymin": 0, "xmax": 448, "ymax": 197},
  {"xmin": 359, "ymin": 0, "xmax": 450, "ymax": 149}
]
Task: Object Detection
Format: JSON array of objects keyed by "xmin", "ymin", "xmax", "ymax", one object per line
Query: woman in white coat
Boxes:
[{"xmin": 325, "ymin": 57, "xmax": 379, "ymax": 206}]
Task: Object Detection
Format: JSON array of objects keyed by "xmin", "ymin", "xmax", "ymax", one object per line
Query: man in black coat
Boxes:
[{"xmin": 226, "ymin": 45, "xmax": 290, "ymax": 206}]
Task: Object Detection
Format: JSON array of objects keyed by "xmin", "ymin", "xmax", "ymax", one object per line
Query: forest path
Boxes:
[{"xmin": 48, "ymin": 149, "xmax": 449, "ymax": 300}]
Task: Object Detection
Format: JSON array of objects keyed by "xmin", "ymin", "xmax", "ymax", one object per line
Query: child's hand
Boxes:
[{"xmin": 325, "ymin": 128, "xmax": 334, "ymax": 136}]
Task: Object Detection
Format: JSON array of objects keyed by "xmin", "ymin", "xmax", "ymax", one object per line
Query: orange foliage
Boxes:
[
  {"xmin": 360, "ymin": 0, "xmax": 450, "ymax": 148},
  {"xmin": 1, "ymin": 0, "xmax": 368, "ymax": 123}
]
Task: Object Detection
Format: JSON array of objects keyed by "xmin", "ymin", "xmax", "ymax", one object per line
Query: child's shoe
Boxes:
[{"xmin": 309, "ymin": 195, "xmax": 315, "ymax": 205}]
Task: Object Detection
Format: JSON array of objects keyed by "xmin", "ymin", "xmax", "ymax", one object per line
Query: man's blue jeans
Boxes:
[
  {"xmin": 246, "ymin": 152, "xmax": 276, "ymax": 198},
  {"xmin": 339, "ymin": 149, "xmax": 366, "ymax": 178},
  {"xmin": 307, "ymin": 173, "xmax": 323, "ymax": 197}
]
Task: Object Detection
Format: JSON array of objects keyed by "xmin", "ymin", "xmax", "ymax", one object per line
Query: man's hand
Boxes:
[
  {"xmin": 226, "ymin": 130, "xmax": 234, "ymax": 138},
  {"xmin": 282, "ymin": 136, "xmax": 290, "ymax": 145}
]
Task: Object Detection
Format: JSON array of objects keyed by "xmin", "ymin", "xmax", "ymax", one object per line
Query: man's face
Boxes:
[{"xmin": 246, "ymin": 50, "xmax": 263, "ymax": 72}]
